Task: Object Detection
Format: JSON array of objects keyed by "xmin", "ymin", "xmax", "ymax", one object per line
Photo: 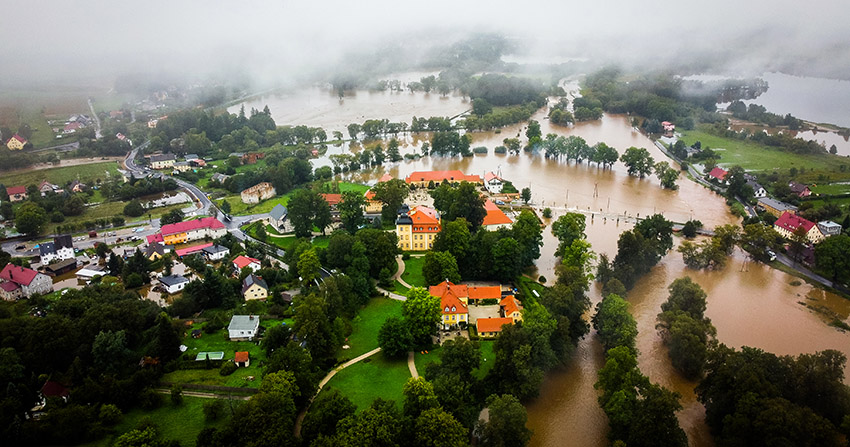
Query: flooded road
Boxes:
[{"xmin": 235, "ymin": 82, "xmax": 850, "ymax": 447}]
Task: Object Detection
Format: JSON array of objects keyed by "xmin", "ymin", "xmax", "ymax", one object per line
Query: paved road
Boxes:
[
  {"xmin": 87, "ymin": 98, "xmax": 102, "ymax": 139},
  {"xmin": 775, "ymin": 252, "xmax": 835, "ymax": 290},
  {"xmin": 155, "ymin": 389, "xmax": 251, "ymax": 400},
  {"xmin": 407, "ymin": 351, "xmax": 419, "ymax": 378}
]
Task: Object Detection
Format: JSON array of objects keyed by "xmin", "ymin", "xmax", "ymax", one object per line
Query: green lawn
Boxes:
[
  {"xmin": 810, "ymin": 183, "xmax": 850, "ymax": 195},
  {"xmin": 0, "ymin": 161, "xmax": 120, "ymax": 188},
  {"xmin": 341, "ymin": 297, "xmax": 403, "ymax": 359},
  {"xmin": 42, "ymin": 202, "xmax": 187, "ymax": 235},
  {"xmin": 413, "ymin": 340, "xmax": 494, "ymax": 380},
  {"xmin": 515, "ymin": 276, "xmax": 544, "ymax": 307},
  {"xmin": 218, "ymin": 193, "xmax": 291, "ymax": 216},
  {"xmin": 329, "ymin": 181, "xmax": 369, "ymax": 194},
  {"xmin": 679, "ymin": 128, "xmax": 849, "ymax": 178},
  {"xmin": 84, "ymin": 396, "xmax": 225, "ymax": 447},
  {"xmin": 392, "ymin": 280, "xmax": 410, "ymax": 294},
  {"xmin": 401, "ymin": 256, "xmax": 426, "ymax": 287},
  {"xmin": 324, "ymin": 352, "xmax": 411, "ymax": 410}
]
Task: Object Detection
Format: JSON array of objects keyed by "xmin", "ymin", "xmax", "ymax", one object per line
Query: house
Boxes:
[
  {"xmin": 159, "ymin": 275, "xmax": 189, "ymax": 294},
  {"xmin": 69, "ymin": 180, "xmax": 86, "ymax": 193},
  {"xmin": 484, "ymin": 172, "xmax": 504, "ymax": 194},
  {"xmin": 234, "ymin": 351, "xmax": 250, "ymax": 367},
  {"xmin": 242, "ymin": 152, "xmax": 265, "ymax": 164},
  {"xmin": 172, "ymin": 161, "xmax": 192, "ymax": 173},
  {"xmin": 184, "ymin": 154, "xmax": 200, "ymax": 162},
  {"xmin": 240, "ymin": 182, "xmax": 276, "ymax": 204},
  {"xmin": 233, "ymin": 255, "xmax": 261, "ymax": 273},
  {"xmin": 0, "ymin": 264, "xmax": 53, "ymax": 300},
  {"xmin": 39, "ymin": 242, "xmax": 57, "ymax": 264},
  {"xmin": 482, "ymin": 199, "xmax": 513, "ymax": 231},
  {"xmin": 747, "ymin": 180, "xmax": 767, "ymax": 198},
  {"xmin": 788, "ymin": 181, "xmax": 812, "ymax": 198},
  {"xmin": 202, "ymin": 244, "xmax": 230, "ymax": 261},
  {"xmin": 147, "ymin": 119, "xmax": 159, "ymax": 128},
  {"xmin": 63, "ymin": 122, "xmax": 82, "ymax": 134},
  {"xmin": 405, "ymin": 170, "xmax": 482, "ymax": 188},
  {"xmin": 707, "ymin": 167, "xmax": 728, "ymax": 185},
  {"xmin": 268, "ymin": 204, "xmax": 289, "ymax": 233},
  {"xmin": 396, "ymin": 205, "xmax": 441, "ymax": 251},
  {"xmin": 175, "ymin": 242, "xmax": 213, "ymax": 257},
  {"xmin": 661, "ymin": 121, "xmax": 675, "ymax": 136},
  {"xmin": 76, "ymin": 266, "xmax": 106, "ymax": 282},
  {"xmin": 774, "ymin": 212, "xmax": 824, "ymax": 244},
  {"xmin": 242, "ymin": 274, "xmax": 268, "ymax": 300},
  {"xmin": 476, "ymin": 317, "xmax": 514, "ymax": 338},
  {"xmin": 40, "ymin": 235, "xmax": 74, "ymax": 264},
  {"xmin": 364, "ymin": 190, "xmax": 383, "ymax": 214},
  {"xmin": 7, "ymin": 185, "xmax": 28, "ymax": 202},
  {"xmin": 500, "ymin": 295, "xmax": 523, "ymax": 322},
  {"xmin": 115, "ymin": 132, "xmax": 128, "ymax": 142},
  {"xmin": 39, "ymin": 181, "xmax": 60, "ymax": 196},
  {"xmin": 440, "ymin": 288, "xmax": 468, "ymax": 330},
  {"xmin": 228, "ymin": 315, "xmax": 260, "ymax": 340},
  {"xmin": 211, "ymin": 173, "xmax": 230, "ymax": 184},
  {"xmin": 150, "ymin": 153, "xmax": 176, "ymax": 170},
  {"xmin": 44, "ymin": 258, "xmax": 78, "ymax": 277},
  {"xmin": 818, "ymin": 221, "xmax": 842, "ymax": 237},
  {"xmin": 147, "ymin": 217, "xmax": 226, "ymax": 245},
  {"xmin": 143, "ymin": 243, "xmax": 167, "ymax": 260},
  {"xmin": 757, "ymin": 197, "xmax": 798, "ymax": 218},
  {"xmin": 5, "ymin": 134, "xmax": 27, "ymax": 150},
  {"xmin": 320, "ymin": 193, "xmax": 343, "ymax": 209}
]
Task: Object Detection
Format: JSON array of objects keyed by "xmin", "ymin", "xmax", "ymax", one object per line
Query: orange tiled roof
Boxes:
[
  {"xmin": 477, "ymin": 317, "xmax": 513, "ymax": 333},
  {"xmin": 405, "ymin": 170, "xmax": 481, "ymax": 184},
  {"xmin": 234, "ymin": 351, "xmax": 249, "ymax": 363},
  {"xmin": 441, "ymin": 290, "xmax": 468, "ymax": 315},
  {"xmin": 429, "ymin": 281, "xmax": 468, "ymax": 299},
  {"xmin": 378, "ymin": 174, "xmax": 393, "ymax": 182},
  {"xmin": 500, "ymin": 295, "xmax": 521, "ymax": 315},
  {"xmin": 469, "ymin": 286, "xmax": 501, "ymax": 300},
  {"xmin": 482, "ymin": 200, "xmax": 512, "ymax": 226},
  {"xmin": 409, "ymin": 206, "xmax": 441, "ymax": 230},
  {"xmin": 321, "ymin": 193, "xmax": 342, "ymax": 206},
  {"xmin": 365, "ymin": 190, "xmax": 376, "ymax": 200}
]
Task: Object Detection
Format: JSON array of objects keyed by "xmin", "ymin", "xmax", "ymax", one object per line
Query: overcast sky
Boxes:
[{"xmin": 3, "ymin": 0, "xmax": 849, "ymax": 86}]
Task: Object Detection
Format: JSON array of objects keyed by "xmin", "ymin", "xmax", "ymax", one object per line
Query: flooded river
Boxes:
[{"xmin": 230, "ymin": 83, "xmax": 850, "ymax": 447}]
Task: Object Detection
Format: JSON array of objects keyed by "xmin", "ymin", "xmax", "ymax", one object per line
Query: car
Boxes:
[
  {"xmin": 766, "ymin": 250, "xmax": 777, "ymax": 262},
  {"xmin": 495, "ymin": 199, "xmax": 505, "ymax": 205}
]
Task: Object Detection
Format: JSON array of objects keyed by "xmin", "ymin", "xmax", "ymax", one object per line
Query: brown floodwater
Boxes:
[{"xmin": 238, "ymin": 86, "xmax": 850, "ymax": 446}]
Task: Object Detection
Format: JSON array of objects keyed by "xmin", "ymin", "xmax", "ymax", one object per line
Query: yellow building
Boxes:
[
  {"xmin": 439, "ymin": 290, "xmax": 468, "ymax": 330},
  {"xmin": 5, "ymin": 134, "xmax": 27, "ymax": 151},
  {"xmin": 396, "ymin": 206, "xmax": 441, "ymax": 251},
  {"xmin": 364, "ymin": 190, "xmax": 383, "ymax": 214},
  {"xmin": 500, "ymin": 295, "xmax": 523, "ymax": 323},
  {"xmin": 242, "ymin": 275, "xmax": 268, "ymax": 300}
]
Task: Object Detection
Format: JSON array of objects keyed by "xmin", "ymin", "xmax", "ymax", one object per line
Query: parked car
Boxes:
[{"xmin": 767, "ymin": 250, "xmax": 777, "ymax": 262}]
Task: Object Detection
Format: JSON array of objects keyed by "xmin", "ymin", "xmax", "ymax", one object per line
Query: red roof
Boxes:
[
  {"xmin": 470, "ymin": 285, "xmax": 501, "ymax": 300},
  {"xmin": 160, "ymin": 217, "xmax": 224, "ymax": 236},
  {"xmin": 233, "ymin": 255, "xmax": 261, "ymax": 269},
  {"xmin": 64, "ymin": 122, "xmax": 82, "ymax": 131},
  {"xmin": 405, "ymin": 170, "xmax": 482, "ymax": 184},
  {"xmin": 234, "ymin": 351, "xmax": 250, "ymax": 363},
  {"xmin": 1, "ymin": 282, "xmax": 20, "ymax": 292},
  {"xmin": 321, "ymin": 193, "xmax": 342, "ymax": 206},
  {"xmin": 175, "ymin": 242, "xmax": 213, "ymax": 257},
  {"xmin": 477, "ymin": 317, "xmax": 513, "ymax": 333},
  {"xmin": 41, "ymin": 381, "xmax": 69, "ymax": 398},
  {"xmin": 708, "ymin": 167, "xmax": 728, "ymax": 181},
  {"xmin": 482, "ymin": 200, "xmax": 512, "ymax": 227},
  {"xmin": 409, "ymin": 206, "xmax": 440, "ymax": 230},
  {"xmin": 0, "ymin": 264, "xmax": 39, "ymax": 286},
  {"xmin": 441, "ymin": 290, "xmax": 467, "ymax": 315},
  {"xmin": 378, "ymin": 174, "xmax": 393, "ymax": 183},
  {"xmin": 365, "ymin": 190, "xmax": 376, "ymax": 200},
  {"xmin": 8, "ymin": 134, "xmax": 27, "ymax": 144},
  {"xmin": 6, "ymin": 185, "xmax": 27, "ymax": 195},
  {"xmin": 147, "ymin": 233, "xmax": 164, "ymax": 244},
  {"xmin": 484, "ymin": 172, "xmax": 503, "ymax": 182},
  {"xmin": 774, "ymin": 212, "xmax": 816, "ymax": 233},
  {"xmin": 430, "ymin": 280, "xmax": 468, "ymax": 300}
]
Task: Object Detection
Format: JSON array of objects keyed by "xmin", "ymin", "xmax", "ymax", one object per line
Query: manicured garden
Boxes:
[
  {"xmin": 400, "ymin": 256, "xmax": 426, "ymax": 287},
  {"xmin": 340, "ymin": 297, "xmax": 403, "ymax": 358},
  {"xmin": 413, "ymin": 340, "xmax": 494, "ymax": 380},
  {"xmin": 323, "ymin": 352, "xmax": 410, "ymax": 410}
]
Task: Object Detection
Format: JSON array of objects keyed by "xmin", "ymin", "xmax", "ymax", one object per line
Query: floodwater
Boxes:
[
  {"xmin": 729, "ymin": 122, "xmax": 850, "ymax": 157},
  {"xmin": 740, "ymin": 72, "xmax": 850, "ymax": 128},
  {"xmin": 244, "ymin": 79, "xmax": 850, "ymax": 446}
]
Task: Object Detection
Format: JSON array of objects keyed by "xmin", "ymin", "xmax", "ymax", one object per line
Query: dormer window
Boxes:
[{"xmin": 451, "ymin": 306, "xmax": 456, "ymax": 311}]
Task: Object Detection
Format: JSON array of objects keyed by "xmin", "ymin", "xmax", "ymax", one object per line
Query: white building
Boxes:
[
  {"xmin": 484, "ymin": 172, "xmax": 504, "ymax": 194},
  {"xmin": 228, "ymin": 315, "xmax": 260, "ymax": 340},
  {"xmin": 268, "ymin": 204, "xmax": 289, "ymax": 233},
  {"xmin": 159, "ymin": 275, "xmax": 189, "ymax": 294},
  {"xmin": 202, "ymin": 245, "xmax": 230, "ymax": 261},
  {"xmin": 0, "ymin": 264, "xmax": 53, "ymax": 300},
  {"xmin": 233, "ymin": 255, "xmax": 261, "ymax": 273},
  {"xmin": 818, "ymin": 220, "xmax": 843, "ymax": 237}
]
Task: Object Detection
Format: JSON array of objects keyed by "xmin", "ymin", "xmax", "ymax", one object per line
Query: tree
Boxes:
[
  {"xmin": 432, "ymin": 218, "xmax": 472, "ymax": 269},
  {"xmin": 551, "ymin": 212, "xmax": 586, "ymax": 257},
  {"xmin": 150, "ymin": 312, "xmax": 180, "ymax": 361},
  {"xmin": 814, "ymin": 234, "xmax": 850, "ymax": 284},
  {"xmin": 422, "ymin": 251, "xmax": 461, "ymax": 285},
  {"xmin": 511, "ymin": 210, "xmax": 543, "ymax": 268},
  {"xmin": 294, "ymin": 294, "xmax": 340, "ymax": 366},
  {"xmin": 402, "ymin": 377, "xmax": 440, "ymax": 419},
  {"xmin": 526, "ymin": 120, "xmax": 541, "ymax": 140},
  {"xmin": 387, "ymin": 138, "xmax": 402, "ymax": 162},
  {"xmin": 15, "ymin": 202, "xmax": 47, "ymax": 236},
  {"xmin": 431, "ymin": 182, "xmax": 486, "ymax": 230},
  {"xmin": 220, "ymin": 199, "xmax": 231, "ymax": 215},
  {"xmin": 654, "ymin": 161, "xmax": 679, "ymax": 189},
  {"xmin": 402, "ymin": 287, "xmax": 441, "ymax": 346},
  {"xmin": 741, "ymin": 223, "xmax": 782, "ymax": 262},
  {"xmin": 338, "ymin": 191, "xmax": 366, "ymax": 233},
  {"xmin": 472, "ymin": 98, "xmax": 493, "ymax": 116},
  {"xmin": 91, "ymin": 330, "xmax": 130, "ymax": 374},
  {"xmin": 620, "ymin": 147, "xmax": 655, "ymax": 178},
  {"xmin": 414, "ymin": 407, "xmax": 469, "ymax": 447},
  {"xmin": 300, "ymin": 388, "xmax": 356, "ymax": 444},
  {"xmin": 160, "ymin": 208, "xmax": 184, "ymax": 225},
  {"xmin": 491, "ymin": 237, "xmax": 522, "ymax": 281},
  {"xmin": 682, "ymin": 219, "xmax": 702, "ymax": 238},
  {"xmin": 592, "ymin": 294, "xmax": 637, "ymax": 354},
  {"xmin": 372, "ymin": 179, "xmax": 409, "ymax": 224},
  {"xmin": 62, "ymin": 195, "xmax": 85, "ymax": 216},
  {"xmin": 378, "ymin": 316, "xmax": 413, "ymax": 358},
  {"xmin": 595, "ymin": 143, "xmax": 619, "ymax": 169},
  {"xmin": 288, "ymin": 189, "xmax": 318, "ymax": 238},
  {"xmin": 298, "ymin": 249, "xmax": 321, "ymax": 286},
  {"xmin": 477, "ymin": 394, "xmax": 532, "ymax": 447},
  {"xmin": 520, "ymin": 187, "xmax": 531, "ymax": 204},
  {"xmin": 347, "ymin": 123, "xmax": 361, "ymax": 140},
  {"xmin": 313, "ymin": 194, "xmax": 332, "ymax": 235}
]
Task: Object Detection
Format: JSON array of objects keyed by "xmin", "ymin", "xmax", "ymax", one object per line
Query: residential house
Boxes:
[
  {"xmin": 396, "ymin": 205, "xmax": 441, "ymax": 251},
  {"xmin": 500, "ymin": 295, "xmax": 523, "ymax": 322},
  {"xmin": 147, "ymin": 119, "xmax": 159, "ymax": 128},
  {"xmin": 661, "ymin": 121, "xmax": 676, "ymax": 136},
  {"xmin": 818, "ymin": 221, "xmax": 842, "ymax": 237},
  {"xmin": 146, "ymin": 217, "xmax": 226, "ymax": 245},
  {"xmin": 320, "ymin": 193, "xmax": 343, "ymax": 210},
  {"xmin": 268, "ymin": 204, "xmax": 289, "ymax": 233},
  {"xmin": 242, "ymin": 274, "xmax": 268, "ymax": 300},
  {"xmin": 143, "ymin": 243, "xmax": 167, "ymax": 260},
  {"xmin": 789, "ymin": 181, "xmax": 812, "ymax": 198},
  {"xmin": 40, "ymin": 235, "xmax": 74, "ymax": 264},
  {"xmin": 76, "ymin": 266, "xmax": 106, "ymax": 282},
  {"xmin": 228, "ymin": 315, "xmax": 260, "ymax": 340},
  {"xmin": 484, "ymin": 172, "xmax": 504, "ymax": 194},
  {"xmin": 746, "ymin": 180, "xmax": 767, "ymax": 198},
  {"xmin": 39, "ymin": 181, "xmax": 60, "ymax": 196},
  {"xmin": 757, "ymin": 197, "xmax": 798, "ymax": 218},
  {"xmin": 63, "ymin": 122, "xmax": 82, "ymax": 134},
  {"xmin": 0, "ymin": 264, "xmax": 53, "ymax": 300},
  {"xmin": 202, "ymin": 244, "xmax": 230, "ymax": 261},
  {"xmin": 440, "ymin": 289, "xmax": 468, "ymax": 330},
  {"xmin": 159, "ymin": 275, "xmax": 189, "ymax": 294},
  {"xmin": 150, "ymin": 153, "xmax": 176, "ymax": 170},
  {"xmin": 39, "ymin": 242, "xmax": 57, "ymax": 264},
  {"xmin": 5, "ymin": 134, "xmax": 27, "ymax": 150},
  {"xmin": 6, "ymin": 185, "xmax": 27, "ymax": 202},
  {"xmin": 774, "ymin": 212, "xmax": 824, "ymax": 244},
  {"xmin": 364, "ymin": 190, "xmax": 383, "ymax": 214},
  {"xmin": 234, "ymin": 351, "xmax": 250, "ymax": 367},
  {"xmin": 476, "ymin": 317, "xmax": 514, "ymax": 338},
  {"xmin": 707, "ymin": 167, "xmax": 728, "ymax": 185},
  {"xmin": 482, "ymin": 199, "xmax": 513, "ymax": 231},
  {"xmin": 211, "ymin": 173, "xmax": 230, "ymax": 184},
  {"xmin": 404, "ymin": 170, "xmax": 482, "ymax": 188},
  {"xmin": 172, "ymin": 161, "xmax": 192, "ymax": 173},
  {"xmin": 184, "ymin": 154, "xmax": 200, "ymax": 162},
  {"xmin": 175, "ymin": 242, "xmax": 213, "ymax": 258},
  {"xmin": 115, "ymin": 133, "xmax": 129, "ymax": 143},
  {"xmin": 241, "ymin": 182, "xmax": 276, "ymax": 204},
  {"xmin": 69, "ymin": 180, "xmax": 86, "ymax": 193},
  {"xmin": 44, "ymin": 259, "xmax": 78, "ymax": 276},
  {"xmin": 233, "ymin": 255, "xmax": 261, "ymax": 273}
]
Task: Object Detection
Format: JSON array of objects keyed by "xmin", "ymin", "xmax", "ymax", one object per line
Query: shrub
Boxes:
[
  {"xmin": 170, "ymin": 385, "xmax": 183, "ymax": 405},
  {"xmin": 473, "ymin": 146, "xmax": 488, "ymax": 154},
  {"xmin": 203, "ymin": 400, "xmax": 225, "ymax": 421},
  {"xmin": 542, "ymin": 208, "xmax": 552, "ymax": 218},
  {"xmin": 220, "ymin": 361, "xmax": 238, "ymax": 376},
  {"xmin": 494, "ymin": 145, "xmax": 507, "ymax": 154},
  {"xmin": 99, "ymin": 404, "xmax": 122, "ymax": 425},
  {"xmin": 139, "ymin": 388, "xmax": 162, "ymax": 410},
  {"xmin": 402, "ymin": 252, "xmax": 411, "ymax": 260},
  {"xmin": 538, "ymin": 276, "xmax": 546, "ymax": 283}
]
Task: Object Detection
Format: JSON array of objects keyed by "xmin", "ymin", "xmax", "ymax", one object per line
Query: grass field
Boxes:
[
  {"xmin": 245, "ymin": 223, "xmax": 328, "ymax": 251},
  {"xmin": 401, "ymin": 256, "xmax": 426, "ymax": 288},
  {"xmin": 84, "ymin": 396, "xmax": 226, "ymax": 447},
  {"xmin": 515, "ymin": 276, "xmax": 544, "ymax": 307},
  {"xmin": 341, "ymin": 297, "xmax": 403, "ymax": 358},
  {"xmin": 810, "ymin": 183, "xmax": 850, "ymax": 195},
  {"xmin": 218, "ymin": 193, "xmax": 291, "ymax": 216},
  {"xmin": 0, "ymin": 162, "xmax": 120, "ymax": 188},
  {"xmin": 42, "ymin": 202, "xmax": 187, "ymax": 235},
  {"xmin": 413, "ymin": 340, "xmax": 494, "ymax": 380},
  {"xmin": 679, "ymin": 129, "xmax": 850, "ymax": 179},
  {"xmin": 393, "ymin": 280, "xmax": 410, "ymax": 294},
  {"xmin": 328, "ymin": 181, "xmax": 370, "ymax": 194},
  {"xmin": 324, "ymin": 351, "xmax": 410, "ymax": 410}
]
